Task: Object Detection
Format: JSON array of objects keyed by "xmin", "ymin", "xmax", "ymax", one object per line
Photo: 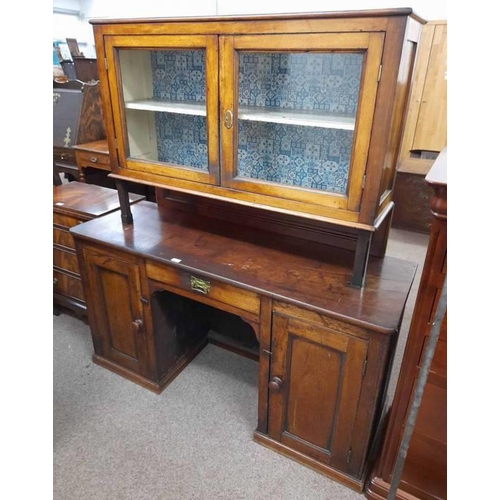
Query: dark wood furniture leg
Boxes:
[
  {"xmin": 351, "ymin": 230, "xmax": 373, "ymax": 288},
  {"xmin": 78, "ymin": 168, "xmax": 87, "ymax": 183},
  {"xmin": 115, "ymin": 179, "xmax": 134, "ymax": 224}
]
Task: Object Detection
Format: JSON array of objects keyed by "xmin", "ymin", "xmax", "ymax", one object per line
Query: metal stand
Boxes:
[{"xmin": 387, "ymin": 275, "xmax": 447, "ymax": 500}]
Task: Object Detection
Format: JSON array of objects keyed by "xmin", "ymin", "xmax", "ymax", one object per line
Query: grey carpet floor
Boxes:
[{"xmin": 53, "ymin": 228, "xmax": 429, "ymax": 500}]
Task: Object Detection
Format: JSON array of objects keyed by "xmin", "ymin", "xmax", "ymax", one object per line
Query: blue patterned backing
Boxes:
[
  {"xmin": 238, "ymin": 52, "xmax": 363, "ymax": 116},
  {"xmin": 155, "ymin": 113, "xmax": 208, "ymax": 170},
  {"xmin": 149, "ymin": 50, "xmax": 359, "ymax": 186},
  {"xmin": 151, "ymin": 50, "xmax": 206, "ymax": 102},
  {"xmin": 238, "ymin": 121, "xmax": 352, "ymax": 194}
]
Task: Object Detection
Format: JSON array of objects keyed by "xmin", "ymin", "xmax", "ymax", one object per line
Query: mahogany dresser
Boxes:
[
  {"xmin": 53, "ymin": 182, "xmax": 144, "ymax": 316},
  {"xmin": 365, "ymin": 148, "xmax": 447, "ymax": 499}
]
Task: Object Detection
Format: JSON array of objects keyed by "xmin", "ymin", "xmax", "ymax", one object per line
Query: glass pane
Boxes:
[
  {"xmin": 119, "ymin": 49, "xmax": 208, "ymax": 171},
  {"xmin": 237, "ymin": 52, "xmax": 363, "ymax": 195}
]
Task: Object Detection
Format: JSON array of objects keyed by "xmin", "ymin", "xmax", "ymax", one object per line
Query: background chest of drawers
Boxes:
[
  {"xmin": 53, "ymin": 182, "xmax": 144, "ymax": 316},
  {"xmin": 73, "ymin": 139, "xmax": 111, "ymax": 182}
]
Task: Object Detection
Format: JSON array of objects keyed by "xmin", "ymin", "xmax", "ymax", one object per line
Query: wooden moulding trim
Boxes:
[
  {"xmin": 373, "ymin": 201, "xmax": 394, "ymax": 230},
  {"xmin": 397, "ymin": 158, "xmax": 434, "ymax": 175},
  {"xmin": 92, "ymin": 355, "xmax": 165, "ymax": 394},
  {"xmin": 92, "ymin": 337, "xmax": 208, "ymax": 394},
  {"xmin": 89, "ymin": 8, "xmax": 422, "ymax": 24},
  {"xmin": 253, "ymin": 431, "xmax": 364, "ymax": 492},
  {"xmin": 365, "ymin": 476, "xmax": 421, "ymax": 500},
  {"xmin": 53, "ymin": 209, "xmax": 94, "ymax": 221},
  {"xmin": 108, "ymin": 173, "xmax": 377, "ymax": 231},
  {"xmin": 53, "ymin": 293, "xmax": 87, "ymax": 314}
]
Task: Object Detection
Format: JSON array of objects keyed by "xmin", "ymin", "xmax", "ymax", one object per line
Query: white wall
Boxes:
[
  {"xmin": 81, "ymin": 0, "xmax": 447, "ymax": 21},
  {"xmin": 53, "ymin": 0, "xmax": 81, "ymax": 13},
  {"xmin": 81, "ymin": 0, "xmax": 217, "ymax": 19}
]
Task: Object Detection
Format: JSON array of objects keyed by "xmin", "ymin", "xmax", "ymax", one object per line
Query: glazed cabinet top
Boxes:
[{"xmin": 92, "ymin": 9, "xmax": 423, "ymax": 230}]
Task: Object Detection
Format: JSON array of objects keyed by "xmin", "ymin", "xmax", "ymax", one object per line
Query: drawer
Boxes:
[
  {"xmin": 53, "ymin": 226, "xmax": 75, "ymax": 250},
  {"xmin": 53, "ymin": 247, "xmax": 80, "ymax": 276},
  {"xmin": 53, "ymin": 269, "xmax": 85, "ymax": 301},
  {"xmin": 53, "ymin": 213, "xmax": 84, "ymax": 229},
  {"xmin": 53, "ymin": 147, "xmax": 76, "ymax": 165},
  {"xmin": 75, "ymin": 149, "xmax": 110, "ymax": 171},
  {"xmin": 146, "ymin": 262, "xmax": 260, "ymax": 317}
]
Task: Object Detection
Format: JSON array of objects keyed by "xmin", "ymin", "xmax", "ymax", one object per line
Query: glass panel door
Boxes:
[
  {"xmin": 237, "ymin": 52, "xmax": 362, "ymax": 195},
  {"xmin": 105, "ymin": 35, "xmax": 219, "ymax": 184},
  {"xmin": 221, "ymin": 33, "xmax": 384, "ymax": 213}
]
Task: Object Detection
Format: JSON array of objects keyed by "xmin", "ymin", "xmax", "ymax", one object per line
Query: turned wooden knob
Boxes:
[
  {"xmin": 132, "ymin": 319, "xmax": 143, "ymax": 333},
  {"xmin": 269, "ymin": 376, "xmax": 283, "ymax": 393}
]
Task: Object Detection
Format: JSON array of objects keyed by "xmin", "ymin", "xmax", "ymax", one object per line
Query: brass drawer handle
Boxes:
[
  {"xmin": 190, "ymin": 276, "xmax": 211, "ymax": 295},
  {"xmin": 224, "ymin": 109, "xmax": 233, "ymax": 129},
  {"xmin": 89, "ymin": 156, "xmax": 98, "ymax": 163}
]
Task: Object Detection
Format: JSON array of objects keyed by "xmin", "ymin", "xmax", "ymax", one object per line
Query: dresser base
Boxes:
[
  {"xmin": 253, "ymin": 431, "xmax": 363, "ymax": 493},
  {"xmin": 92, "ymin": 337, "xmax": 208, "ymax": 395}
]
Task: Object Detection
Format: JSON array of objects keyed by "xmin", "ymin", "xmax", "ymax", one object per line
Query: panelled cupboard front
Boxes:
[
  {"xmin": 92, "ymin": 10, "xmax": 423, "ymax": 285},
  {"xmin": 71, "ymin": 201, "xmax": 416, "ymax": 492}
]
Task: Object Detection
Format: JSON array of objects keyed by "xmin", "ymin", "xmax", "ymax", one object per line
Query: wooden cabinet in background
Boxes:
[
  {"xmin": 53, "ymin": 182, "xmax": 144, "ymax": 316},
  {"xmin": 398, "ymin": 21, "xmax": 447, "ymax": 172},
  {"xmin": 73, "ymin": 139, "xmax": 111, "ymax": 182},
  {"xmin": 366, "ymin": 149, "xmax": 447, "ymax": 500},
  {"xmin": 53, "ymin": 83, "xmax": 106, "ymax": 180},
  {"xmin": 392, "ymin": 21, "xmax": 447, "ymax": 233}
]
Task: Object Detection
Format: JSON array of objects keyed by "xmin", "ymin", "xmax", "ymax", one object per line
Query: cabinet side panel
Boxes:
[
  {"xmin": 359, "ymin": 17, "xmax": 416, "ymax": 224},
  {"xmin": 377, "ymin": 22, "xmax": 420, "ymax": 212}
]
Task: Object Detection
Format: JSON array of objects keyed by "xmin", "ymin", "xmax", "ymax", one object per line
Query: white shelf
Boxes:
[
  {"xmin": 125, "ymin": 99, "xmax": 207, "ymax": 116},
  {"xmin": 239, "ymin": 106, "xmax": 355, "ymax": 130},
  {"xmin": 124, "ymin": 99, "xmax": 355, "ymax": 130}
]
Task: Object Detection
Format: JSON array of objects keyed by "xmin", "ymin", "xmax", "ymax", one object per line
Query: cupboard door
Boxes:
[
  {"xmin": 104, "ymin": 35, "xmax": 219, "ymax": 185},
  {"xmin": 220, "ymin": 33, "xmax": 384, "ymax": 215},
  {"xmin": 268, "ymin": 313, "xmax": 368, "ymax": 476},
  {"xmin": 81, "ymin": 247, "xmax": 148, "ymax": 376}
]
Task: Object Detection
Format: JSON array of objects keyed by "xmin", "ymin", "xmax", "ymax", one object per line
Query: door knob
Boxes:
[
  {"xmin": 132, "ymin": 319, "xmax": 143, "ymax": 333},
  {"xmin": 269, "ymin": 376, "xmax": 283, "ymax": 393}
]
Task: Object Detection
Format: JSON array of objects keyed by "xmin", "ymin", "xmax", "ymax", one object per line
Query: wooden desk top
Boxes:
[
  {"xmin": 72, "ymin": 139, "xmax": 109, "ymax": 155},
  {"xmin": 425, "ymin": 147, "xmax": 447, "ymax": 187},
  {"xmin": 53, "ymin": 182, "xmax": 144, "ymax": 219},
  {"xmin": 71, "ymin": 201, "xmax": 417, "ymax": 333}
]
